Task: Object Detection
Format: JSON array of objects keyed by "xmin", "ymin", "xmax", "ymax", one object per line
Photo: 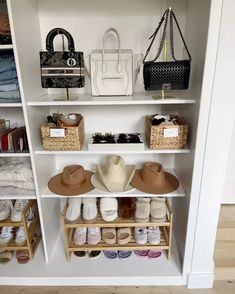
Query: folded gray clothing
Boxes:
[
  {"xmin": 0, "ymin": 83, "xmax": 18, "ymax": 92},
  {"xmin": 0, "ymin": 90, "xmax": 20, "ymax": 99}
]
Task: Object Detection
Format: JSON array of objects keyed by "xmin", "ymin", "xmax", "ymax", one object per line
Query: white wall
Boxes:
[{"xmin": 212, "ymin": 0, "xmax": 235, "ymax": 204}]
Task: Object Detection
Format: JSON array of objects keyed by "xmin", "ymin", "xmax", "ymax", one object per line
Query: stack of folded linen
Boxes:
[
  {"xmin": 0, "ymin": 13, "xmax": 11, "ymax": 45},
  {"xmin": 0, "ymin": 52, "xmax": 21, "ymax": 103},
  {"xmin": 0, "ymin": 158, "xmax": 34, "ymax": 191}
]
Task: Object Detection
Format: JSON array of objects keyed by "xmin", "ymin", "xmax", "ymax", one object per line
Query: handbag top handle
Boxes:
[
  {"xmin": 46, "ymin": 28, "xmax": 75, "ymax": 52},
  {"xmin": 101, "ymin": 28, "xmax": 122, "ymax": 73},
  {"xmin": 143, "ymin": 8, "xmax": 192, "ymax": 63}
]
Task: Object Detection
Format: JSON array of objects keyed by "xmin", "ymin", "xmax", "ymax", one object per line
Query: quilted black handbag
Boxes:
[
  {"xmin": 143, "ymin": 8, "xmax": 192, "ymax": 91},
  {"xmin": 40, "ymin": 28, "xmax": 85, "ymax": 88}
]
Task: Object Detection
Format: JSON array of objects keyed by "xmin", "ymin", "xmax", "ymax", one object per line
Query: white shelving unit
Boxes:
[{"xmin": 0, "ymin": 0, "xmax": 224, "ymax": 289}]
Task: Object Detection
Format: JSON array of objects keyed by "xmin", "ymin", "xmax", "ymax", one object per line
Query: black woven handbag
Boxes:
[{"xmin": 143, "ymin": 8, "xmax": 192, "ymax": 91}]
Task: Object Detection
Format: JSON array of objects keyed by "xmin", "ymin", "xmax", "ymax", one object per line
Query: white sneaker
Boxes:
[
  {"xmin": 0, "ymin": 200, "xmax": 13, "ymax": 221},
  {"xmin": 66, "ymin": 198, "xmax": 82, "ymax": 222},
  {"xmin": 148, "ymin": 227, "xmax": 161, "ymax": 245},
  {"xmin": 15, "ymin": 221, "xmax": 32, "ymax": 245},
  {"xmin": 73, "ymin": 227, "xmax": 87, "ymax": 246},
  {"xmin": 11, "ymin": 199, "xmax": 28, "ymax": 222},
  {"xmin": 0, "ymin": 227, "xmax": 14, "ymax": 245},
  {"xmin": 134, "ymin": 227, "xmax": 148, "ymax": 245}
]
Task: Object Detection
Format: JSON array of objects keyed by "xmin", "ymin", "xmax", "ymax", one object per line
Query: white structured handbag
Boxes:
[{"xmin": 90, "ymin": 28, "xmax": 133, "ymax": 96}]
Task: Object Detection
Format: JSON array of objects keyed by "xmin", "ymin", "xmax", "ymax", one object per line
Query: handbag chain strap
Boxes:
[
  {"xmin": 143, "ymin": 8, "xmax": 191, "ymax": 63},
  {"xmin": 143, "ymin": 9, "xmax": 169, "ymax": 63}
]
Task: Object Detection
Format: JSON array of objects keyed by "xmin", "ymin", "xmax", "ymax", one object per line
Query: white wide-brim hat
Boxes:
[{"xmin": 93, "ymin": 155, "xmax": 136, "ymax": 193}]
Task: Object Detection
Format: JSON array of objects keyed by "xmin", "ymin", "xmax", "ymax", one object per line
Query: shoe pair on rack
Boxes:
[
  {"xmin": 102, "ymin": 227, "xmax": 131, "ymax": 245},
  {"xmin": 134, "ymin": 250, "xmax": 162, "ymax": 259},
  {"xmin": 73, "ymin": 227, "xmax": 101, "ymax": 246},
  {"xmin": 66, "ymin": 198, "xmax": 97, "ymax": 223},
  {"xmin": 0, "ymin": 199, "xmax": 31, "ymax": 222},
  {"xmin": 103, "ymin": 250, "xmax": 132, "ymax": 259},
  {"xmin": 135, "ymin": 197, "xmax": 167, "ymax": 223},
  {"xmin": 134, "ymin": 226, "xmax": 161, "ymax": 245},
  {"xmin": 0, "ymin": 219, "xmax": 33, "ymax": 246},
  {"xmin": 74, "ymin": 250, "xmax": 101, "ymax": 259}
]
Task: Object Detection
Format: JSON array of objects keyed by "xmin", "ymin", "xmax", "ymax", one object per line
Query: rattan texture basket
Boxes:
[
  {"xmin": 145, "ymin": 115, "xmax": 188, "ymax": 150},
  {"xmin": 41, "ymin": 117, "xmax": 85, "ymax": 151}
]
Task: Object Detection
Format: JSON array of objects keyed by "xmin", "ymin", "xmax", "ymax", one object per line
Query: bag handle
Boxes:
[
  {"xmin": 46, "ymin": 28, "xmax": 75, "ymax": 52},
  {"xmin": 143, "ymin": 8, "xmax": 191, "ymax": 62},
  {"xmin": 101, "ymin": 28, "xmax": 122, "ymax": 73}
]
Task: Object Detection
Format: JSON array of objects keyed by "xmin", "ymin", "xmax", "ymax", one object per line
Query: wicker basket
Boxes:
[
  {"xmin": 145, "ymin": 115, "xmax": 188, "ymax": 150},
  {"xmin": 41, "ymin": 117, "xmax": 85, "ymax": 151}
]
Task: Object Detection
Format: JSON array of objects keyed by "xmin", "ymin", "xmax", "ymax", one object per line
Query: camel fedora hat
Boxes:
[
  {"xmin": 48, "ymin": 165, "xmax": 94, "ymax": 196},
  {"xmin": 92, "ymin": 156, "xmax": 135, "ymax": 192},
  {"xmin": 131, "ymin": 162, "xmax": 179, "ymax": 194}
]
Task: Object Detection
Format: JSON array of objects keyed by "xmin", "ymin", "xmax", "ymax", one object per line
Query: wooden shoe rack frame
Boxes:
[
  {"xmin": 0, "ymin": 200, "xmax": 41, "ymax": 259},
  {"xmin": 61, "ymin": 199, "xmax": 173, "ymax": 261},
  {"xmin": 0, "ymin": 0, "xmax": 225, "ymax": 289}
]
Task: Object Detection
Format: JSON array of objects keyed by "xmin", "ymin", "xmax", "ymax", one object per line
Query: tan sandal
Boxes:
[
  {"xmin": 102, "ymin": 228, "xmax": 116, "ymax": 245},
  {"xmin": 117, "ymin": 227, "xmax": 131, "ymax": 245},
  {"xmin": 0, "ymin": 251, "xmax": 14, "ymax": 264}
]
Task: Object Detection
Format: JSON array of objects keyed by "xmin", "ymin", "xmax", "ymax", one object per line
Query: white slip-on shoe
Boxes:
[
  {"xmin": 82, "ymin": 198, "xmax": 97, "ymax": 224},
  {"xmin": 135, "ymin": 198, "xmax": 151, "ymax": 223},
  {"xmin": 0, "ymin": 227, "xmax": 14, "ymax": 245},
  {"xmin": 87, "ymin": 227, "xmax": 101, "ymax": 245},
  {"xmin": 100, "ymin": 197, "xmax": 118, "ymax": 222},
  {"xmin": 134, "ymin": 227, "xmax": 148, "ymax": 245},
  {"xmin": 148, "ymin": 226, "xmax": 161, "ymax": 245},
  {"xmin": 66, "ymin": 198, "xmax": 82, "ymax": 223},
  {"xmin": 73, "ymin": 227, "xmax": 87, "ymax": 246},
  {"xmin": 0, "ymin": 200, "xmax": 13, "ymax": 221},
  {"xmin": 11, "ymin": 199, "xmax": 28, "ymax": 222},
  {"xmin": 150, "ymin": 198, "xmax": 167, "ymax": 222}
]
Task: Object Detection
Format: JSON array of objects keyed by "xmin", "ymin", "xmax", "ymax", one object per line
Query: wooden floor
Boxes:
[
  {"xmin": 1, "ymin": 281, "xmax": 235, "ymax": 294},
  {"xmin": 214, "ymin": 205, "xmax": 235, "ymax": 280},
  {"xmin": 1, "ymin": 205, "xmax": 234, "ymax": 293}
]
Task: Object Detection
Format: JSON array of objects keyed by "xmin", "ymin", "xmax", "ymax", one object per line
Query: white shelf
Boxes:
[
  {"xmin": 0, "ymin": 103, "xmax": 22, "ymax": 107},
  {"xmin": 0, "ymin": 152, "xmax": 30, "ymax": 157},
  {"xmin": 0, "ymin": 236, "xmax": 184, "ymax": 286},
  {"xmin": 28, "ymin": 92, "xmax": 197, "ymax": 106},
  {"xmin": 35, "ymin": 134, "xmax": 191, "ymax": 155},
  {"xmin": 0, "ymin": 187, "xmax": 36, "ymax": 200},
  {"xmin": 0, "ymin": 44, "xmax": 13, "ymax": 50},
  {"xmin": 41, "ymin": 169, "xmax": 186, "ymax": 198}
]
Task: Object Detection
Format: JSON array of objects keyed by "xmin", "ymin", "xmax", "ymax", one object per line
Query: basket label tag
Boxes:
[
  {"xmin": 163, "ymin": 127, "xmax": 179, "ymax": 138},
  {"xmin": 50, "ymin": 128, "xmax": 65, "ymax": 138}
]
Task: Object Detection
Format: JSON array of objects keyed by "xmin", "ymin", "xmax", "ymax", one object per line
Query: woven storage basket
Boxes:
[
  {"xmin": 41, "ymin": 117, "xmax": 85, "ymax": 151},
  {"xmin": 146, "ymin": 115, "xmax": 188, "ymax": 149}
]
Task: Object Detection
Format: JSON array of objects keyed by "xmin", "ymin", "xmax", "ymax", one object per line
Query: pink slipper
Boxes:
[
  {"xmin": 134, "ymin": 250, "xmax": 148, "ymax": 258},
  {"xmin": 87, "ymin": 227, "xmax": 101, "ymax": 245},
  {"xmin": 148, "ymin": 250, "xmax": 162, "ymax": 259}
]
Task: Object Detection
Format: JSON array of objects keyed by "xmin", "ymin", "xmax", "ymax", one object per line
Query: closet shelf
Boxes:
[
  {"xmin": 0, "ymin": 187, "xmax": 36, "ymax": 200},
  {"xmin": 41, "ymin": 169, "xmax": 186, "ymax": 198},
  {"xmin": 34, "ymin": 134, "xmax": 191, "ymax": 155},
  {"xmin": 0, "ymin": 103, "xmax": 22, "ymax": 107},
  {"xmin": 27, "ymin": 92, "xmax": 196, "ymax": 106},
  {"xmin": 0, "ymin": 152, "xmax": 30, "ymax": 157},
  {"xmin": 0, "ymin": 44, "xmax": 13, "ymax": 50}
]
